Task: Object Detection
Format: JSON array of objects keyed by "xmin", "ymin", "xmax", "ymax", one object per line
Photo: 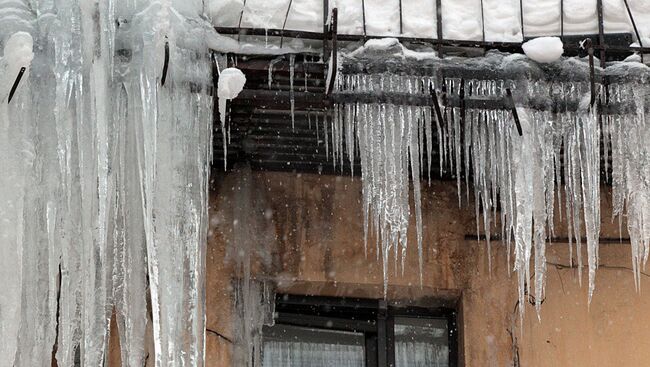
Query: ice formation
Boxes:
[
  {"xmin": 0, "ymin": 1, "xmax": 214, "ymax": 365},
  {"xmin": 332, "ymin": 50, "xmax": 649, "ymax": 315},
  {"xmin": 522, "ymin": 37, "xmax": 564, "ymax": 63}
]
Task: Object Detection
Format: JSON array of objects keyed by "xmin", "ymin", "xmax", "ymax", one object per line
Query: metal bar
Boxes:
[
  {"xmin": 377, "ymin": 300, "xmax": 388, "ymax": 367},
  {"xmin": 237, "ymin": 0, "xmax": 248, "ymax": 42},
  {"xmin": 505, "ymin": 88, "xmax": 523, "ymax": 136},
  {"xmin": 519, "ymin": 0, "xmax": 525, "ymax": 40},
  {"xmin": 7, "ymin": 66, "xmax": 26, "ymax": 104},
  {"xmin": 161, "ymin": 41, "xmax": 170, "ymax": 86},
  {"xmin": 435, "ymin": 0, "xmax": 444, "ymax": 58},
  {"xmin": 280, "ymin": 0, "xmax": 294, "ymax": 48},
  {"xmin": 596, "ymin": 0, "xmax": 606, "ymax": 67},
  {"xmin": 584, "ymin": 38, "xmax": 597, "ymax": 107},
  {"xmin": 431, "ymin": 86, "xmax": 446, "ymax": 127},
  {"xmin": 362, "ymin": 0, "xmax": 368, "ymax": 39},
  {"xmin": 622, "ymin": 0, "xmax": 644, "ymax": 63},
  {"xmin": 214, "ymin": 27, "xmax": 650, "ymax": 54},
  {"xmin": 326, "ymin": 8, "xmax": 338, "ymax": 95},
  {"xmin": 323, "ymin": 0, "xmax": 329, "ymax": 57}
]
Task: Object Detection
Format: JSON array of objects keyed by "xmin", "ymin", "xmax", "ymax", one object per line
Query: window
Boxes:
[{"xmin": 262, "ymin": 295, "xmax": 458, "ymax": 367}]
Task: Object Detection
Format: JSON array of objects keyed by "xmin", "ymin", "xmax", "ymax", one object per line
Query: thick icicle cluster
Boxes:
[
  {"xmin": 332, "ymin": 54, "xmax": 648, "ymax": 313},
  {"xmin": 0, "ymin": 1, "xmax": 214, "ymax": 365},
  {"xmin": 607, "ymin": 80, "xmax": 650, "ymax": 290},
  {"xmin": 332, "ymin": 74, "xmax": 432, "ymax": 291}
]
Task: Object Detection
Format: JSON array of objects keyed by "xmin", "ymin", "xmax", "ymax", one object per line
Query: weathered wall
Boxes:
[{"xmin": 208, "ymin": 170, "xmax": 650, "ymax": 366}]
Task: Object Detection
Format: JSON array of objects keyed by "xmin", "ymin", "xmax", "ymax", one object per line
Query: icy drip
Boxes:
[
  {"xmin": 608, "ymin": 83, "xmax": 650, "ymax": 290},
  {"xmin": 0, "ymin": 1, "xmax": 214, "ymax": 365}
]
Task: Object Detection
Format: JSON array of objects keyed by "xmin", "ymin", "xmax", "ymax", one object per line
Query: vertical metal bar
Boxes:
[
  {"xmin": 519, "ymin": 0, "xmax": 525, "ymax": 40},
  {"xmin": 280, "ymin": 0, "xmax": 294, "ymax": 48},
  {"xmin": 377, "ymin": 301, "xmax": 388, "ymax": 367},
  {"xmin": 362, "ymin": 0, "xmax": 368, "ymax": 39},
  {"xmin": 386, "ymin": 315, "xmax": 395, "ymax": 367},
  {"xmin": 435, "ymin": 0, "xmax": 443, "ymax": 58},
  {"xmin": 237, "ymin": 0, "xmax": 248, "ymax": 41},
  {"xmin": 323, "ymin": 0, "xmax": 329, "ymax": 59},
  {"xmin": 365, "ymin": 334, "xmax": 379, "ymax": 367},
  {"xmin": 622, "ymin": 0, "xmax": 644, "ymax": 63},
  {"xmin": 326, "ymin": 8, "xmax": 338, "ymax": 95},
  {"xmin": 596, "ymin": 0, "xmax": 606, "ymax": 67},
  {"xmin": 431, "ymin": 86, "xmax": 445, "ymax": 128}
]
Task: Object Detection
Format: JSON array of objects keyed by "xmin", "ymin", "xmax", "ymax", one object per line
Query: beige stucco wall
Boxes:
[{"xmin": 201, "ymin": 169, "xmax": 650, "ymax": 367}]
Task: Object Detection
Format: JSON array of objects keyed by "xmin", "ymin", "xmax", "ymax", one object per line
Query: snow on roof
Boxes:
[{"xmin": 209, "ymin": 0, "xmax": 650, "ymax": 45}]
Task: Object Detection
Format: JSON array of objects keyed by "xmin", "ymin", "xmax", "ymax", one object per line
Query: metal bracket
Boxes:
[
  {"xmin": 161, "ymin": 40, "xmax": 170, "ymax": 86},
  {"xmin": 7, "ymin": 67, "xmax": 26, "ymax": 104},
  {"xmin": 325, "ymin": 8, "xmax": 338, "ymax": 96},
  {"xmin": 505, "ymin": 88, "xmax": 523, "ymax": 136}
]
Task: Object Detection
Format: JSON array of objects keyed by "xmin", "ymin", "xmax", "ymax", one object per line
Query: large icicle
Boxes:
[{"xmin": 1, "ymin": 0, "xmax": 215, "ymax": 364}]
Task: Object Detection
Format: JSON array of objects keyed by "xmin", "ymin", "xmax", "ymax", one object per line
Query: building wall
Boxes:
[{"xmin": 202, "ymin": 169, "xmax": 650, "ymax": 367}]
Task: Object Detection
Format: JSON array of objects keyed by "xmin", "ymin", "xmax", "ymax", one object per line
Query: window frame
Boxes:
[{"xmin": 266, "ymin": 294, "xmax": 459, "ymax": 367}]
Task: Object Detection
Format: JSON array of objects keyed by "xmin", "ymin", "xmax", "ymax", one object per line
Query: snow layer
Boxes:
[
  {"xmin": 522, "ymin": 37, "xmax": 564, "ymax": 63},
  {"xmin": 210, "ymin": 0, "xmax": 650, "ymax": 45}
]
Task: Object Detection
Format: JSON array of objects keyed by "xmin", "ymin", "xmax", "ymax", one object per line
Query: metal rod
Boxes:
[
  {"xmin": 161, "ymin": 41, "xmax": 170, "ymax": 86},
  {"xmin": 326, "ymin": 8, "xmax": 338, "ymax": 96},
  {"xmin": 7, "ymin": 67, "xmax": 26, "ymax": 104},
  {"xmin": 505, "ymin": 88, "xmax": 523, "ymax": 136},
  {"xmin": 214, "ymin": 26, "xmax": 650, "ymax": 54},
  {"xmin": 584, "ymin": 38, "xmax": 597, "ymax": 107},
  {"xmin": 519, "ymin": 0, "xmax": 525, "ymax": 40},
  {"xmin": 435, "ymin": 0, "xmax": 444, "ymax": 58},
  {"xmin": 323, "ymin": 0, "xmax": 329, "ymax": 58},
  {"xmin": 280, "ymin": 0, "xmax": 294, "ymax": 48},
  {"xmin": 596, "ymin": 0, "xmax": 606, "ymax": 67},
  {"xmin": 361, "ymin": 0, "xmax": 367, "ymax": 40},
  {"xmin": 237, "ymin": 0, "xmax": 248, "ymax": 42},
  {"xmin": 430, "ymin": 86, "xmax": 445, "ymax": 127},
  {"xmin": 621, "ymin": 0, "xmax": 644, "ymax": 63}
]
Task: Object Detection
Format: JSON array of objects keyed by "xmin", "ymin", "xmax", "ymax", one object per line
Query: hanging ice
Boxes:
[
  {"xmin": 0, "ymin": 0, "xmax": 215, "ymax": 365},
  {"xmin": 332, "ymin": 48, "xmax": 645, "ymax": 317}
]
